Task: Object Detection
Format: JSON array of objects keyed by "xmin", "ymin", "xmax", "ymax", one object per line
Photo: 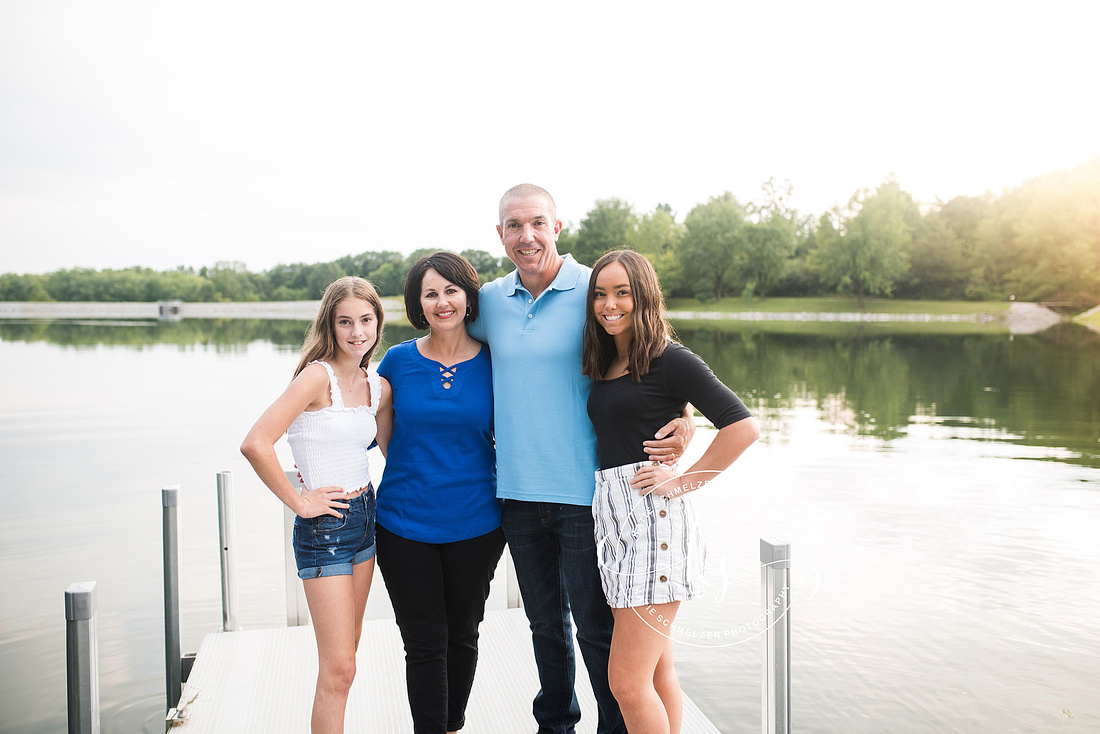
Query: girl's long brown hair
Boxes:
[
  {"xmin": 294, "ymin": 276, "xmax": 385, "ymax": 377},
  {"xmin": 582, "ymin": 250, "xmax": 674, "ymax": 382}
]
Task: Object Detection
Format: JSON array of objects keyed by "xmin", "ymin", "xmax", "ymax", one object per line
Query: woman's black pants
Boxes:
[{"xmin": 376, "ymin": 523, "xmax": 506, "ymax": 733}]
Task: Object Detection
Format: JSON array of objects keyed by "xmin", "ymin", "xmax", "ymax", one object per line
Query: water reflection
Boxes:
[
  {"xmin": 0, "ymin": 319, "xmax": 422, "ymax": 354},
  {"xmin": 676, "ymin": 324, "xmax": 1100, "ymax": 468},
  {"xmin": 2, "ymin": 319, "xmax": 1096, "ymax": 468},
  {"xmin": 1, "ymin": 318, "xmax": 1097, "ymax": 733}
]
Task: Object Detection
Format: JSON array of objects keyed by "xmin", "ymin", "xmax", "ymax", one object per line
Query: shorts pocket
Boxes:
[{"xmin": 311, "ymin": 512, "xmax": 349, "ymax": 534}]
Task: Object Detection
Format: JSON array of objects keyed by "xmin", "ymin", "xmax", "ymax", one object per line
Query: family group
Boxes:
[{"xmin": 240, "ymin": 184, "xmax": 761, "ymax": 734}]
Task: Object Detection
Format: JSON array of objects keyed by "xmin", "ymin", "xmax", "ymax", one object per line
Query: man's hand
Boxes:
[{"xmin": 643, "ymin": 405, "xmax": 696, "ymax": 465}]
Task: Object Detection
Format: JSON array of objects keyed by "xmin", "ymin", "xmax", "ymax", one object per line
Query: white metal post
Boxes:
[
  {"xmin": 216, "ymin": 471, "xmax": 240, "ymax": 632},
  {"xmin": 284, "ymin": 470, "xmax": 310, "ymax": 626},
  {"xmin": 761, "ymin": 538, "xmax": 791, "ymax": 734},
  {"xmin": 65, "ymin": 581, "xmax": 100, "ymax": 734},
  {"xmin": 162, "ymin": 486, "xmax": 182, "ymax": 714}
]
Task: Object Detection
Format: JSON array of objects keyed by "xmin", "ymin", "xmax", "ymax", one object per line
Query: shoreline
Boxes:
[
  {"xmin": 0, "ymin": 299, "xmax": 403, "ymax": 322},
  {"xmin": 664, "ymin": 301, "xmax": 1062, "ymax": 335},
  {"xmin": 0, "ymin": 299, "xmax": 1066, "ymax": 334}
]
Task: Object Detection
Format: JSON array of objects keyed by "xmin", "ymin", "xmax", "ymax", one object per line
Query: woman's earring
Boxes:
[{"xmin": 465, "ymin": 306, "xmax": 471, "ymax": 319}]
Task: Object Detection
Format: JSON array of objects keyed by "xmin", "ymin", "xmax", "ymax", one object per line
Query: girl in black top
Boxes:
[{"xmin": 582, "ymin": 250, "xmax": 759, "ymax": 733}]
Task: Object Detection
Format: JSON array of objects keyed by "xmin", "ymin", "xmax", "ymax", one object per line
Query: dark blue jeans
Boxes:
[{"xmin": 502, "ymin": 500, "xmax": 627, "ymax": 734}]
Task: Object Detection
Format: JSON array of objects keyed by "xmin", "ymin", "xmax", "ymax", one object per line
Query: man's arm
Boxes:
[{"xmin": 643, "ymin": 404, "xmax": 696, "ymax": 465}]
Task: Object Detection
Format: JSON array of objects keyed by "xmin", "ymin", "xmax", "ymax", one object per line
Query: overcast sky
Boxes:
[{"xmin": 2, "ymin": 0, "xmax": 1096, "ymax": 275}]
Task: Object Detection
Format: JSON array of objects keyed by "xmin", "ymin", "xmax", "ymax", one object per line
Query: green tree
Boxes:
[
  {"xmin": 0, "ymin": 273, "xmax": 53, "ymax": 301},
  {"xmin": 555, "ymin": 226, "xmax": 578, "ymax": 262},
  {"xmin": 773, "ymin": 224, "xmax": 823, "ymax": 297},
  {"xmin": 810, "ymin": 181, "xmax": 916, "ymax": 306},
  {"xmin": 460, "ymin": 249, "xmax": 510, "ymax": 284},
  {"xmin": 264, "ymin": 262, "xmax": 309, "ymax": 296},
  {"xmin": 337, "ymin": 250, "xmax": 404, "ymax": 278},
  {"xmin": 628, "ymin": 206, "xmax": 681, "ymax": 256},
  {"xmin": 679, "ymin": 192, "xmax": 747, "ymax": 300},
  {"xmin": 368, "ymin": 263, "xmax": 404, "ymax": 297},
  {"xmin": 405, "ymin": 248, "xmax": 439, "ymax": 266},
  {"xmin": 628, "ymin": 205, "xmax": 684, "ymax": 296},
  {"xmin": 269, "ymin": 284, "xmax": 309, "ymax": 301},
  {"xmin": 206, "ymin": 261, "xmax": 261, "ymax": 302},
  {"xmin": 152, "ymin": 268, "xmax": 208, "ymax": 301},
  {"xmin": 304, "ymin": 262, "xmax": 346, "ymax": 299},
  {"xmin": 994, "ymin": 158, "xmax": 1100, "ymax": 302},
  {"xmin": 742, "ymin": 179, "xmax": 801, "ymax": 298},
  {"xmin": 904, "ymin": 194, "xmax": 992, "ymax": 299},
  {"xmin": 567, "ymin": 198, "xmax": 637, "ymax": 266}
]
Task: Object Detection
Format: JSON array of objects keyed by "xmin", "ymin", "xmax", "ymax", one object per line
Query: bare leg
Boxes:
[
  {"xmin": 608, "ymin": 602, "xmax": 682, "ymax": 734},
  {"xmin": 654, "ymin": 635, "xmax": 682, "ymax": 734},
  {"xmin": 303, "ymin": 559, "xmax": 374, "ymax": 734},
  {"xmin": 351, "ymin": 558, "xmax": 375, "ymax": 652}
]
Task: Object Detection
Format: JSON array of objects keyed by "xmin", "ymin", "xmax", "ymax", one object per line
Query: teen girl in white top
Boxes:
[{"xmin": 242, "ymin": 276, "xmax": 385, "ymax": 734}]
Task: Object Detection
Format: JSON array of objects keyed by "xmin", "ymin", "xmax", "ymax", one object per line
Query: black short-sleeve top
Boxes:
[{"xmin": 587, "ymin": 341, "xmax": 752, "ymax": 470}]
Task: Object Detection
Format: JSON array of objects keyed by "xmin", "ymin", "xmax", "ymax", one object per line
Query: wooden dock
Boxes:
[{"xmin": 171, "ymin": 607, "xmax": 721, "ymax": 733}]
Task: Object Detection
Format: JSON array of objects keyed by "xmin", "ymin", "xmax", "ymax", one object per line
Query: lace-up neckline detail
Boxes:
[
  {"xmin": 408, "ymin": 339, "xmax": 486, "ymax": 400},
  {"xmin": 439, "ymin": 363, "xmax": 458, "ymax": 389}
]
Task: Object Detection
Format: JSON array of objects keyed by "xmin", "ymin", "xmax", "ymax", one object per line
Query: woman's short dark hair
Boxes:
[{"xmin": 403, "ymin": 251, "xmax": 481, "ymax": 331}]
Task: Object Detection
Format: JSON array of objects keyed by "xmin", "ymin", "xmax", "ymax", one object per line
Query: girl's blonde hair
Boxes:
[
  {"xmin": 582, "ymin": 249, "xmax": 674, "ymax": 382},
  {"xmin": 294, "ymin": 276, "xmax": 385, "ymax": 377}
]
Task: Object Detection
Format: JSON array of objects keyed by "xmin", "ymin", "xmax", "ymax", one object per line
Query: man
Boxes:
[{"xmin": 468, "ymin": 184, "xmax": 690, "ymax": 733}]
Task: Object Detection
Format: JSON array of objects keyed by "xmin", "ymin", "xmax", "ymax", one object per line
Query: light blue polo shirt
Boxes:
[{"xmin": 468, "ymin": 255, "xmax": 599, "ymax": 505}]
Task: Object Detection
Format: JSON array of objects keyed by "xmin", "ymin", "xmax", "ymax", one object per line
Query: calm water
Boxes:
[{"xmin": 1, "ymin": 318, "xmax": 1098, "ymax": 733}]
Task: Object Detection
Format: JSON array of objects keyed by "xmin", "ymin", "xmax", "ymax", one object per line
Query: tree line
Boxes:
[
  {"xmin": 557, "ymin": 157, "xmax": 1099, "ymax": 306},
  {"xmin": 0, "ymin": 249, "xmax": 516, "ymax": 304},
  {"xmin": 3, "ymin": 158, "xmax": 1097, "ymax": 305}
]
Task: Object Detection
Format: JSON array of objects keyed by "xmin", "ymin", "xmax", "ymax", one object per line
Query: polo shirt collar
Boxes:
[{"xmin": 504, "ymin": 254, "xmax": 585, "ymax": 296}]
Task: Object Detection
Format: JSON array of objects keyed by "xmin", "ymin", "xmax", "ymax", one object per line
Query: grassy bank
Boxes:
[
  {"xmin": 664, "ymin": 296, "xmax": 1011, "ymax": 316},
  {"xmin": 1074, "ymin": 308, "xmax": 1100, "ymax": 330},
  {"xmin": 668, "ymin": 317, "xmax": 1009, "ymax": 336}
]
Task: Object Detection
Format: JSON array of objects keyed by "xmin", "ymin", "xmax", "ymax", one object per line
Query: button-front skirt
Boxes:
[{"xmin": 592, "ymin": 461, "xmax": 706, "ymax": 608}]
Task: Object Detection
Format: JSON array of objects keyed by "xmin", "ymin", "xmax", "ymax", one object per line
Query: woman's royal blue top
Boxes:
[{"xmin": 376, "ymin": 339, "xmax": 500, "ymax": 543}]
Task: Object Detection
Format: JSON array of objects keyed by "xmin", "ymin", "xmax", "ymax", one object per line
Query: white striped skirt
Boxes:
[{"xmin": 592, "ymin": 461, "xmax": 706, "ymax": 609}]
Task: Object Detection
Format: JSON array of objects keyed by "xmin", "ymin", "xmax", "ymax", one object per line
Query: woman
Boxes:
[
  {"xmin": 374, "ymin": 251, "xmax": 504, "ymax": 734},
  {"xmin": 582, "ymin": 250, "xmax": 760, "ymax": 734},
  {"xmin": 241, "ymin": 276, "xmax": 385, "ymax": 734}
]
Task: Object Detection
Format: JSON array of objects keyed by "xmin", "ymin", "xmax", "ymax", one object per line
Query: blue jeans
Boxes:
[{"xmin": 502, "ymin": 500, "xmax": 626, "ymax": 734}]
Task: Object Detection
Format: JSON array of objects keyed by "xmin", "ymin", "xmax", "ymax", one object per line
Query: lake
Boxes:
[{"xmin": 1, "ymin": 317, "xmax": 1098, "ymax": 733}]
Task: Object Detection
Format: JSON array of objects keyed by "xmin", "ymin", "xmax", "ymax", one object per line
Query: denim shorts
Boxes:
[{"xmin": 292, "ymin": 488, "xmax": 377, "ymax": 579}]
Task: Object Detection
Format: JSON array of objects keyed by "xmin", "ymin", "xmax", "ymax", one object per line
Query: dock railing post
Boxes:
[
  {"xmin": 162, "ymin": 486, "xmax": 182, "ymax": 714},
  {"xmin": 761, "ymin": 538, "xmax": 791, "ymax": 734},
  {"xmin": 65, "ymin": 581, "xmax": 100, "ymax": 734},
  {"xmin": 283, "ymin": 470, "xmax": 310, "ymax": 626},
  {"xmin": 216, "ymin": 471, "xmax": 240, "ymax": 632}
]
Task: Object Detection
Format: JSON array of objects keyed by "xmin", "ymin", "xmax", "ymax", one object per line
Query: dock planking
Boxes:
[{"xmin": 172, "ymin": 607, "xmax": 722, "ymax": 733}]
